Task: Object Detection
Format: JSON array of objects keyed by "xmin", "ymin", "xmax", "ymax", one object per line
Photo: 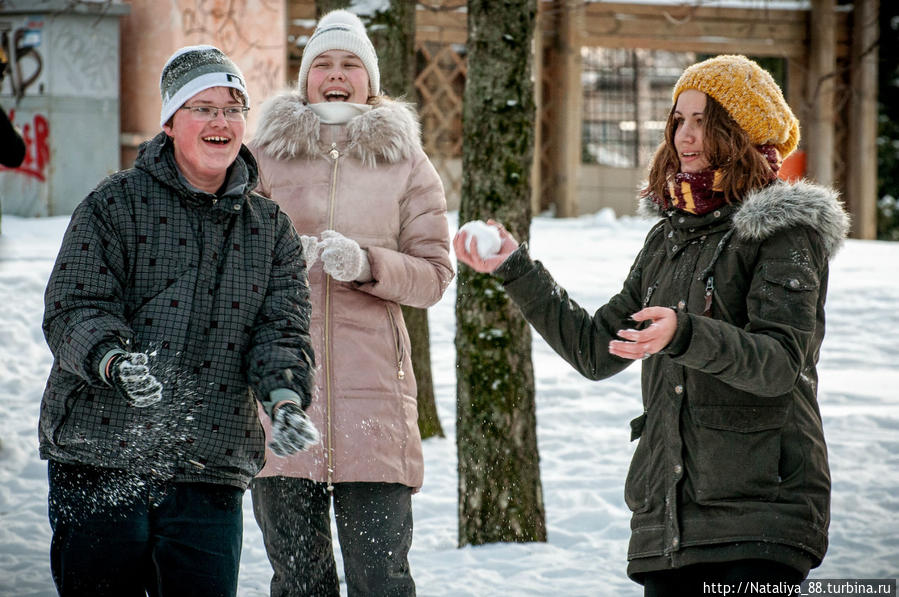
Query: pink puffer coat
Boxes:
[{"xmin": 249, "ymin": 93, "xmax": 453, "ymax": 489}]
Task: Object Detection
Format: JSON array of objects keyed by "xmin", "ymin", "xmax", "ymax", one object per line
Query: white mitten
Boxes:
[
  {"xmin": 300, "ymin": 235, "xmax": 321, "ymax": 267},
  {"xmin": 319, "ymin": 230, "xmax": 371, "ymax": 282},
  {"xmin": 269, "ymin": 402, "xmax": 320, "ymax": 456},
  {"xmin": 107, "ymin": 352, "xmax": 163, "ymax": 408}
]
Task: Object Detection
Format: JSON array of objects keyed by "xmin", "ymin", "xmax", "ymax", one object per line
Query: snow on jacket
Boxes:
[
  {"xmin": 495, "ymin": 179, "xmax": 848, "ymax": 579},
  {"xmin": 40, "ymin": 132, "xmax": 314, "ymax": 490},
  {"xmin": 250, "ymin": 92, "xmax": 453, "ymax": 489}
]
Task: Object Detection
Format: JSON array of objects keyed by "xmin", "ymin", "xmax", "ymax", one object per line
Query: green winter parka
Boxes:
[{"xmin": 495, "ymin": 179, "xmax": 849, "ymax": 579}]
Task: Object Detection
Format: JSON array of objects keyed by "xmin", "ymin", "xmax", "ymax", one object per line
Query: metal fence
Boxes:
[{"xmin": 581, "ymin": 48, "xmax": 696, "ymax": 168}]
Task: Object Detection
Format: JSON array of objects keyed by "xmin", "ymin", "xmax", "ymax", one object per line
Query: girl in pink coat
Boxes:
[{"xmin": 249, "ymin": 10, "xmax": 453, "ymax": 596}]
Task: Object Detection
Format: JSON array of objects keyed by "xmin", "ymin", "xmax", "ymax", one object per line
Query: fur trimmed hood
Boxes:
[
  {"xmin": 250, "ymin": 91, "xmax": 422, "ymax": 168},
  {"xmin": 640, "ymin": 179, "xmax": 850, "ymax": 258}
]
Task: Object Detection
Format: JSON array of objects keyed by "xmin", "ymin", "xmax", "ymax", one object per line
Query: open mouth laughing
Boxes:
[{"xmin": 324, "ymin": 89, "xmax": 350, "ymax": 102}]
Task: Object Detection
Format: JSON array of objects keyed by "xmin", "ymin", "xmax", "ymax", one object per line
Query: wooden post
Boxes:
[
  {"xmin": 546, "ymin": 0, "xmax": 583, "ymax": 218},
  {"xmin": 846, "ymin": 0, "xmax": 879, "ymax": 239},
  {"xmin": 806, "ymin": 0, "xmax": 836, "ymax": 186}
]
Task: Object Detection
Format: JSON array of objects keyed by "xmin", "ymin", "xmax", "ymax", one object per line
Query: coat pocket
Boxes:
[
  {"xmin": 760, "ymin": 261, "xmax": 818, "ymax": 330},
  {"xmin": 624, "ymin": 430, "xmax": 652, "ymax": 513},
  {"xmin": 385, "ymin": 303, "xmax": 407, "ymax": 382},
  {"xmin": 688, "ymin": 405, "xmax": 788, "ymax": 503}
]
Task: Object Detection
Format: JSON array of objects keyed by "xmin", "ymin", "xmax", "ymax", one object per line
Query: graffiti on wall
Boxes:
[
  {"xmin": 2, "ymin": 20, "xmax": 49, "ymax": 183},
  {"xmin": 1, "ymin": 22, "xmax": 44, "ymax": 102},
  {"xmin": 1, "ymin": 108, "xmax": 50, "ymax": 181},
  {"xmin": 56, "ymin": 28, "xmax": 116, "ymax": 95},
  {"xmin": 247, "ymin": 55, "xmax": 280, "ymax": 101},
  {"xmin": 179, "ymin": 0, "xmax": 284, "ymax": 99}
]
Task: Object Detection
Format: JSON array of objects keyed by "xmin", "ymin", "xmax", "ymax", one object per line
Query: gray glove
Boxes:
[
  {"xmin": 107, "ymin": 352, "xmax": 163, "ymax": 407},
  {"xmin": 269, "ymin": 402, "xmax": 321, "ymax": 456},
  {"xmin": 300, "ymin": 235, "xmax": 321, "ymax": 267},
  {"xmin": 319, "ymin": 230, "xmax": 371, "ymax": 282}
]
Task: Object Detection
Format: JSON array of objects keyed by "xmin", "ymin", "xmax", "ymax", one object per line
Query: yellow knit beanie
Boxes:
[{"xmin": 673, "ymin": 55, "xmax": 800, "ymax": 158}]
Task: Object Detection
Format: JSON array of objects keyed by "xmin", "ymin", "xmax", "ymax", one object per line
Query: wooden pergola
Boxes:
[{"xmin": 287, "ymin": 0, "xmax": 879, "ymax": 239}]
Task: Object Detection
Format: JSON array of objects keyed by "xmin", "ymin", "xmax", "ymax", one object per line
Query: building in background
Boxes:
[
  {"xmin": 118, "ymin": 0, "xmax": 286, "ymax": 167},
  {"xmin": 0, "ymin": 0, "xmax": 286, "ymax": 218},
  {"xmin": 0, "ymin": 0, "xmax": 128, "ymax": 217},
  {"xmin": 1, "ymin": 0, "xmax": 880, "ymax": 240}
]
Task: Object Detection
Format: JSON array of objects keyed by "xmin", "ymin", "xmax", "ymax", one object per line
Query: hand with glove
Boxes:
[
  {"xmin": 300, "ymin": 235, "xmax": 321, "ymax": 267},
  {"xmin": 269, "ymin": 402, "xmax": 321, "ymax": 456},
  {"xmin": 319, "ymin": 230, "xmax": 372, "ymax": 282},
  {"xmin": 105, "ymin": 352, "xmax": 164, "ymax": 407}
]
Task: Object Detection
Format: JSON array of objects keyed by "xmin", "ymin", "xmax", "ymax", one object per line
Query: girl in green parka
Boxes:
[{"xmin": 455, "ymin": 55, "xmax": 849, "ymax": 596}]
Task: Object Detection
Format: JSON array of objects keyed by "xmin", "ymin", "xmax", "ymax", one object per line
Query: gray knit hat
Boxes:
[
  {"xmin": 159, "ymin": 45, "xmax": 249, "ymax": 127},
  {"xmin": 297, "ymin": 9, "xmax": 380, "ymax": 102}
]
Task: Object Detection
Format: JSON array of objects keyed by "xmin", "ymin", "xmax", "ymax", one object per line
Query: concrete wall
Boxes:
[
  {"xmin": 1, "ymin": 2, "xmax": 128, "ymax": 216},
  {"xmin": 577, "ymin": 163, "xmax": 646, "ymax": 217}
]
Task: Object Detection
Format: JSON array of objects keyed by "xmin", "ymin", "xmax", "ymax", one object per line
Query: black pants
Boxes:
[
  {"xmin": 642, "ymin": 559, "xmax": 805, "ymax": 597},
  {"xmin": 250, "ymin": 476, "xmax": 415, "ymax": 597},
  {"xmin": 47, "ymin": 461, "xmax": 244, "ymax": 597}
]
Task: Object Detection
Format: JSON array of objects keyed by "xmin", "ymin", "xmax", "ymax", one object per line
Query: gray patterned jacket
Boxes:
[{"xmin": 39, "ymin": 132, "xmax": 313, "ymax": 489}]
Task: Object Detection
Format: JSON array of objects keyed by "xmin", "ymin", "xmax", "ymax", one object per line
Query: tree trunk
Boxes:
[
  {"xmin": 456, "ymin": 0, "xmax": 546, "ymax": 546},
  {"xmin": 369, "ymin": 0, "xmax": 417, "ymax": 101},
  {"xmin": 403, "ymin": 305, "xmax": 444, "ymax": 438},
  {"xmin": 315, "ymin": 0, "xmax": 350, "ymax": 17}
]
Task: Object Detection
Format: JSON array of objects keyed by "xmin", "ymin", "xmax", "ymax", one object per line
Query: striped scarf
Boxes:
[
  {"xmin": 663, "ymin": 169, "xmax": 726, "ymax": 215},
  {"xmin": 651, "ymin": 145, "xmax": 781, "ymax": 215}
]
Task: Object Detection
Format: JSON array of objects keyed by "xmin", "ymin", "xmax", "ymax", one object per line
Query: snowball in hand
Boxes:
[{"xmin": 459, "ymin": 220, "xmax": 502, "ymax": 259}]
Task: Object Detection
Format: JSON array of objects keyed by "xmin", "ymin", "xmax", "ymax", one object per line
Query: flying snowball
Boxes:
[{"xmin": 459, "ymin": 220, "xmax": 502, "ymax": 259}]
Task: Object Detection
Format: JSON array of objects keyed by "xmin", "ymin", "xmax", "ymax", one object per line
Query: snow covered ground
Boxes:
[{"xmin": 0, "ymin": 211, "xmax": 896, "ymax": 596}]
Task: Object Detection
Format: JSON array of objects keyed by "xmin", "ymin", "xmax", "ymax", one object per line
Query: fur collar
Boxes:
[
  {"xmin": 639, "ymin": 179, "xmax": 850, "ymax": 258},
  {"xmin": 251, "ymin": 91, "xmax": 422, "ymax": 168}
]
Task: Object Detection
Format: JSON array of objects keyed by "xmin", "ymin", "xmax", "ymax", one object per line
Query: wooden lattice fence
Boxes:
[
  {"xmin": 415, "ymin": 40, "xmax": 466, "ymax": 207},
  {"xmin": 286, "ymin": 1, "xmax": 875, "ymax": 235}
]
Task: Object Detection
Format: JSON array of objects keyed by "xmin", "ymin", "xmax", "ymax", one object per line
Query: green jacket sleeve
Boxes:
[{"xmin": 496, "ymin": 242, "xmax": 643, "ymax": 381}]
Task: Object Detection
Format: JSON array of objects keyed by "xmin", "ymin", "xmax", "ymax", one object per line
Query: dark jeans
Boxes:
[
  {"xmin": 643, "ymin": 559, "xmax": 805, "ymax": 597},
  {"xmin": 48, "ymin": 461, "xmax": 244, "ymax": 597},
  {"xmin": 250, "ymin": 476, "xmax": 415, "ymax": 597}
]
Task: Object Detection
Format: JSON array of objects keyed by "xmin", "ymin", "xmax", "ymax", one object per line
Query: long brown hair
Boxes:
[{"xmin": 645, "ymin": 94, "xmax": 775, "ymax": 203}]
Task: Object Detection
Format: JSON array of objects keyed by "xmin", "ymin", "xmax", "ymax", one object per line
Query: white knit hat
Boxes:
[
  {"xmin": 159, "ymin": 45, "xmax": 249, "ymax": 128},
  {"xmin": 297, "ymin": 9, "xmax": 380, "ymax": 102}
]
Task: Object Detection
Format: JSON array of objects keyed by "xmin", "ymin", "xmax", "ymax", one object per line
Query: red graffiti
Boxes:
[{"xmin": 1, "ymin": 108, "xmax": 50, "ymax": 181}]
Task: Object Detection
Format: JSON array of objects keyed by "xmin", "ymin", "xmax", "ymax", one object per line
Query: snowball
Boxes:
[{"xmin": 459, "ymin": 220, "xmax": 502, "ymax": 259}]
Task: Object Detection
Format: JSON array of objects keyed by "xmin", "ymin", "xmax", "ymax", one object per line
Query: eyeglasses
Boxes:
[{"xmin": 179, "ymin": 105, "xmax": 249, "ymax": 122}]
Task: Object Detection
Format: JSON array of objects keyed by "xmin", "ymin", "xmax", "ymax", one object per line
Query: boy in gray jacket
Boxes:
[{"xmin": 40, "ymin": 45, "xmax": 318, "ymax": 597}]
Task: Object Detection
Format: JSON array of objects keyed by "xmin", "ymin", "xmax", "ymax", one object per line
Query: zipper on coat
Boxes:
[
  {"xmin": 696, "ymin": 228, "xmax": 735, "ymax": 319},
  {"xmin": 385, "ymin": 305, "xmax": 406, "ymax": 380},
  {"xmin": 703, "ymin": 276, "xmax": 715, "ymax": 317},
  {"xmin": 324, "ymin": 142, "xmax": 340, "ymax": 492},
  {"xmin": 642, "ymin": 281, "xmax": 659, "ymax": 309}
]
